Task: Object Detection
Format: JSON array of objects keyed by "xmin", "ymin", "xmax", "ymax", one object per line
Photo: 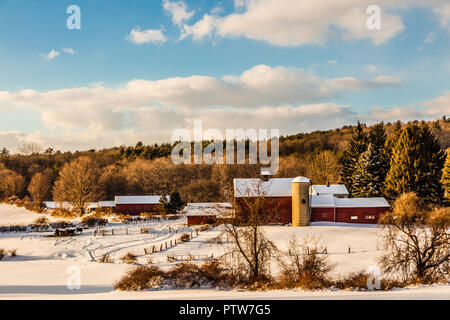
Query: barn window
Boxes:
[
  {"xmin": 322, "ymin": 213, "xmax": 327, "ymax": 217},
  {"xmin": 350, "ymin": 216, "xmax": 358, "ymax": 220},
  {"xmin": 365, "ymin": 215, "xmax": 375, "ymax": 220}
]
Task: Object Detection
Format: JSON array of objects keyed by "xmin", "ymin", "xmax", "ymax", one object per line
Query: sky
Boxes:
[{"xmin": 0, "ymin": 0, "xmax": 449, "ymax": 152}]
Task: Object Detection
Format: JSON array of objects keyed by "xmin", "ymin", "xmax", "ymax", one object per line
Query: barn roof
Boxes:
[
  {"xmin": 99, "ymin": 201, "xmax": 115, "ymax": 207},
  {"xmin": 115, "ymin": 195, "xmax": 169, "ymax": 205},
  {"xmin": 311, "ymin": 195, "xmax": 336, "ymax": 208},
  {"xmin": 186, "ymin": 202, "xmax": 234, "ymax": 217},
  {"xmin": 233, "ymin": 177, "xmax": 310, "ymax": 198},
  {"xmin": 312, "ymin": 196, "xmax": 390, "ymax": 208},
  {"xmin": 43, "ymin": 201, "xmax": 73, "ymax": 210},
  {"xmin": 311, "ymin": 184, "xmax": 349, "ymax": 196},
  {"xmin": 334, "ymin": 197, "xmax": 390, "ymax": 208}
]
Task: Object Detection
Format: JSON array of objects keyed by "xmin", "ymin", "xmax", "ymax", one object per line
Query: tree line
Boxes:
[{"xmin": 0, "ymin": 118, "xmax": 449, "ymax": 212}]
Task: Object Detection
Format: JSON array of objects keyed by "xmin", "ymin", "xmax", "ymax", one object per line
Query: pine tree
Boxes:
[
  {"xmin": 384, "ymin": 123, "xmax": 445, "ymax": 203},
  {"xmin": 168, "ymin": 191, "xmax": 184, "ymax": 214},
  {"xmin": 442, "ymin": 148, "xmax": 450, "ymax": 202},
  {"xmin": 352, "ymin": 144, "xmax": 383, "ymax": 197},
  {"xmin": 340, "ymin": 121, "xmax": 369, "ymax": 196},
  {"xmin": 368, "ymin": 122, "xmax": 389, "ymax": 189}
]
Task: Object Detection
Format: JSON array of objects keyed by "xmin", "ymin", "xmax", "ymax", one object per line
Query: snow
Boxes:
[
  {"xmin": 311, "ymin": 195, "xmax": 336, "ymax": 207},
  {"xmin": 333, "ymin": 197, "xmax": 390, "ymax": 208},
  {"xmin": 0, "ymin": 204, "xmax": 448, "ymax": 299},
  {"xmin": 186, "ymin": 203, "xmax": 234, "ymax": 217},
  {"xmin": 43, "ymin": 201, "xmax": 73, "ymax": 210},
  {"xmin": 115, "ymin": 195, "xmax": 168, "ymax": 204},
  {"xmin": 99, "ymin": 201, "xmax": 115, "ymax": 207},
  {"xmin": 234, "ymin": 178, "xmax": 308, "ymax": 197},
  {"xmin": 0, "ymin": 204, "xmax": 58, "ymax": 225},
  {"xmin": 311, "ymin": 184, "xmax": 349, "ymax": 196}
]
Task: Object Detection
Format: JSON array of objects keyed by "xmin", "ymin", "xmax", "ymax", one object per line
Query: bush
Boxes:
[
  {"xmin": 332, "ymin": 272, "xmax": 371, "ymax": 290},
  {"xmin": 98, "ymin": 253, "xmax": 113, "ymax": 263},
  {"xmin": 8, "ymin": 249, "xmax": 17, "ymax": 257},
  {"xmin": 179, "ymin": 233, "xmax": 190, "ymax": 242},
  {"xmin": 120, "ymin": 252, "xmax": 138, "ymax": 264},
  {"xmin": 81, "ymin": 215, "xmax": 107, "ymax": 228},
  {"xmin": 140, "ymin": 227, "xmax": 149, "ymax": 234},
  {"xmin": 0, "ymin": 225, "xmax": 27, "ymax": 232},
  {"xmin": 119, "ymin": 214, "xmax": 133, "ymax": 224},
  {"xmin": 0, "ymin": 248, "xmax": 5, "ymax": 260},
  {"xmin": 114, "ymin": 260, "xmax": 232, "ymax": 291},
  {"xmin": 31, "ymin": 216, "xmax": 50, "ymax": 232},
  {"xmin": 114, "ymin": 265, "xmax": 165, "ymax": 291}
]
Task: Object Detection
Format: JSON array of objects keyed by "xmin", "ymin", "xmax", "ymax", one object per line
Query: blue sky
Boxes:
[{"xmin": 0, "ymin": 0, "xmax": 449, "ymax": 151}]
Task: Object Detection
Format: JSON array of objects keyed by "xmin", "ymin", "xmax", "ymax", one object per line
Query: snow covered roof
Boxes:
[
  {"xmin": 86, "ymin": 202, "xmax": 99, "ymax": 209},
  {"xmin": 186, "ymin": 202, "xmax": 234, "ymax": 217},
  {"xmin": 234, "ymin": 177, "xmax": 310, "ymax": 197},
  {"xmin": 115, "ymin": 195, "xmax": 169, "ymax": 205},
  {"xmin": 43, "ymin": 201, "xmax": 73, "ymax": 210},
  {"xmin": 187, "ymin": 202, "xmax": 233, "ymax": 209},
  {"xmin": 311, "ymin": 184, "xmax": 349, "ymax": 196},
  {"xmin": 311, "ymin": 196, "xmax": 390, "ymax": 208},
  {"xmin": 311, "ymin": 195, "xmax": 336, "ymax": 208},
  {"xmin": 99, "ymin": 201, "xmax": 115, "ymax": 207},
  {"xmin": 334, "ymin": 197, "xmax": 390, "ymax": 208}
]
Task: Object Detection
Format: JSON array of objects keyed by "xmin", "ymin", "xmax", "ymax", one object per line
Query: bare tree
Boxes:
[
  {"xmin": 52, "ymin": 157, "xmax": 102, "ymax": 214},
  {"xmin": 379, "ymin": 193, "xmax": 449, "ymax": 283},
  {"xmin": 278, "ymin": 236, "xmax": 335, "ymax": 289},
  {"xmin": 18, "ymin": 143, "xmax": 42, "ymax": 156},
  {"xmin": 28, "ymin": 171, "xmax": 53, "ymax": 207},
  {"xmin": 219, "ymin": 180, "xmax": 278, "ymax": 283},
  {"xmin": 307, "ymin": 150, "xmax": 341, "ymax": 184},
  {"xmin": 0, "ymin": 164, "xmax": 26, "ymax": 198}
]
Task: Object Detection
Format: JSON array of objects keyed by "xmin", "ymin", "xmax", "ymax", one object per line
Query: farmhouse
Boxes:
[
  {"xmin": 233, "ymin": 173, "xmax": 390, "ymax": 226},
  {"xmin": 114, "ymin": 195, "xmax": 169, "ymax": 215},
  {"xmin": 186, "ymin": 202, "xmax": 234, "ymax": 226}
]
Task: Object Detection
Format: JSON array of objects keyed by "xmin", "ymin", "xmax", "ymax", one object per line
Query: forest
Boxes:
[{"xmin": 0, "ymin": 117, "xmax": 449, "ymax": 209}]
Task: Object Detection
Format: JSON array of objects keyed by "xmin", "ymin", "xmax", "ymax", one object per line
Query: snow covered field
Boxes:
[{"xmin": 0, "ymin": 204, "xmax": 448, "ymax": 299}]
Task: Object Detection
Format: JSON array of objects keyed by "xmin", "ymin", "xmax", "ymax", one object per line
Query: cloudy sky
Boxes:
[{"xmin": 0, "ymin": 0, "xmax": 449, "ymax": 152}]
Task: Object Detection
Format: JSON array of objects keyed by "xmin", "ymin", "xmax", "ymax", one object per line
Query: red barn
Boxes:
[
  {"xmin": 233, "ymin": 174, "xmax": 390, "ymax": 225},
  {"xmin": 311, "ymin": 195, "xmax": 390, "ymax": 224},
  {"xmin": 114, "ymin": 196, "xmax": 168, "ymax": 215}
]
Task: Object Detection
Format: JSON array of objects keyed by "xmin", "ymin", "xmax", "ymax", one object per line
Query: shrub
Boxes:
[
  {"xmin": 98, "ymin": 253, "xmax": 113, "ymax": 263},
  {"xmin": 114, "ymin": 265, "xmax": 165, "ymax": 291},
  {"xmin": 141, "ymin": 227, "xmax": 149, "ymax": 234},
  {"xmin": 8, "ymin": 249, "xmax": 17, "ymax": 257},
  {"xmin": 81, "ymin": 215, "xmax": 107, "ymax": 228},
  {"xmin": 179, "ymin": 233, "xmax": 190, "ymax": 242},
  {"xmin": 31, "ymin": 216, "xmax": 50, "ymax": 232},
  {"xmin": 50, "ymin": 221, "xmax": 76, "ymax": 229},
  {"xmin": 0, "ymin": 248, "xmax": 5, "ymax": 260},
  {"xmin": 277, "ymin": 236, "xmax": 335, "ymax": 289},
  {"xmin": 0, "ymin": 225, "xmax": 27, "ymax": 232},
  {"xmin": 332, "ymin": 271, "xmax": 370, "ymax": 290},
  {"xmin": 120, "ymin": 252, "xmax": 138, "ymax": 264},
  {"xmin": 119, "ymin": 214, "xmax": 133, "ymax": 224}
]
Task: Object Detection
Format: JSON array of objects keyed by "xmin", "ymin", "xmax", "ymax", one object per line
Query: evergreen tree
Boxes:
[
  {"xmin": 442, "ymin": 148, "xmax": 450, "ymax": 202},
  {"xmin": 158, "ymin": 194, "xmax": 170, "ymax": 216},
  {"xmin": 340, "ymin": 121, "xmax": 369, "ymax": 196},
  {"xmin": 351, "ymin": 144, "xmax": 383, "ymax": 197},
  {"xmin": 368, "ymin": 122, "xmax": 389, "ymax": 190},
  {"xmin": 168, "ymin": 191, "xmax": 184, "ymax": 214},
  {"xmin": 384, "ymin": 123, "xmax": 445, "ymax": 204}
]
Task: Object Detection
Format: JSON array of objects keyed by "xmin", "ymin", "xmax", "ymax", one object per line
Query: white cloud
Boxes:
[
  {"xmin": 178, "ymin": 0, "xmax": 450, "ymax": 47},
  {"xmin": 44, "ymin": 49, "xmax": 60, "ymax": 60},
  {"xmin": 63, "ymin": 48, "xmax": 76, "ymax": 54},
  {"xmin": 163, "ymin": 0, "xmax": 194, "ymax": 26},
  {"xmin": 127, "ymin": 27, "xmax": 167, "ymax": 44},
  {"xmin": 181, "ymin": 0, "xmax": 407, "ymax": 46}
]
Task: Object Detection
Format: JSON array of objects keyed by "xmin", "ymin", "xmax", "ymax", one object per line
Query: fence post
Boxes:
[
  {"xmin": 160, "ymin": 244, "xmax": 163, "ymax": 251},
  {"xmin": 170, "ymin": 240, "xmax": 172, "ymax": 247},
  {"xmin": 144, "ymin": 248, "xmax": 148, "ymax": 255},
  {"xmin": 126, "ymin": 228, "xmax": 128, "ymax": 235},
  {"xmin": 348, "ymin": 246, "xmax": 351, "ymax": 254},
  {"xmin": 112, "ymin": 228, "xmax": 114, "ymax": 235},
  {"xmin": 152, "ymin": 245, "xmax": 155, "ymax": 253},
  {"xmin": 165, "ymin": 242, "xmax": 167, "ymax": 250}
]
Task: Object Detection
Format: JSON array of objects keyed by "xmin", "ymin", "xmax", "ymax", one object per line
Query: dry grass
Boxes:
[
  {"xmin": 120, "ymin": 252, "xmax": 138, "ymax": 264},
  {"xmin": 81, "ymin": 215, "xmax": 107, "ymax": 228},
  {"xmin": 98, "ymin": 253, "xmax": 113, "ymax": 263},
  {"xmin": 31, "ymin": 216, "xmax": 50, "ymax": 232}
]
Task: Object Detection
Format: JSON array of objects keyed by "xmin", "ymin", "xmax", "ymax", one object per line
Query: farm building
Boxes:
[
  {"xmin": 114, "ymin": 195, "xmax": 169, "ymax": 215},
  {"xmin": 186, "ymin": 202, "xmax": 234, "ymax": 226},
  {"xmin": 233, "ymin": 174, "xmax": 390, "ymax": 226},
  {"xmin": 311, "ymin": 183, "xmax": 349, "ymax": 198}
]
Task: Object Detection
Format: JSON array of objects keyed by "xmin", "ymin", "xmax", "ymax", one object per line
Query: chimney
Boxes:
[{"xmin": 261, "ymin": 169, "xmax": 270, "ymax": 181}]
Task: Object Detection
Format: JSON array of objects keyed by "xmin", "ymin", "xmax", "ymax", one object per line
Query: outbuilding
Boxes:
[
  {"xmin": 114, "ymin": 195, "xmax": 168, "ymax": 215},
  {"xmin": 186, "ymin": 202, "xmax": 234, "ymax": 226}
]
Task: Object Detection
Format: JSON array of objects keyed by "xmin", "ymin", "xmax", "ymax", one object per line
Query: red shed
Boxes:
[{"xmin": 114, "ymin": 195, "xmax": 168, "ymax": 215}]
